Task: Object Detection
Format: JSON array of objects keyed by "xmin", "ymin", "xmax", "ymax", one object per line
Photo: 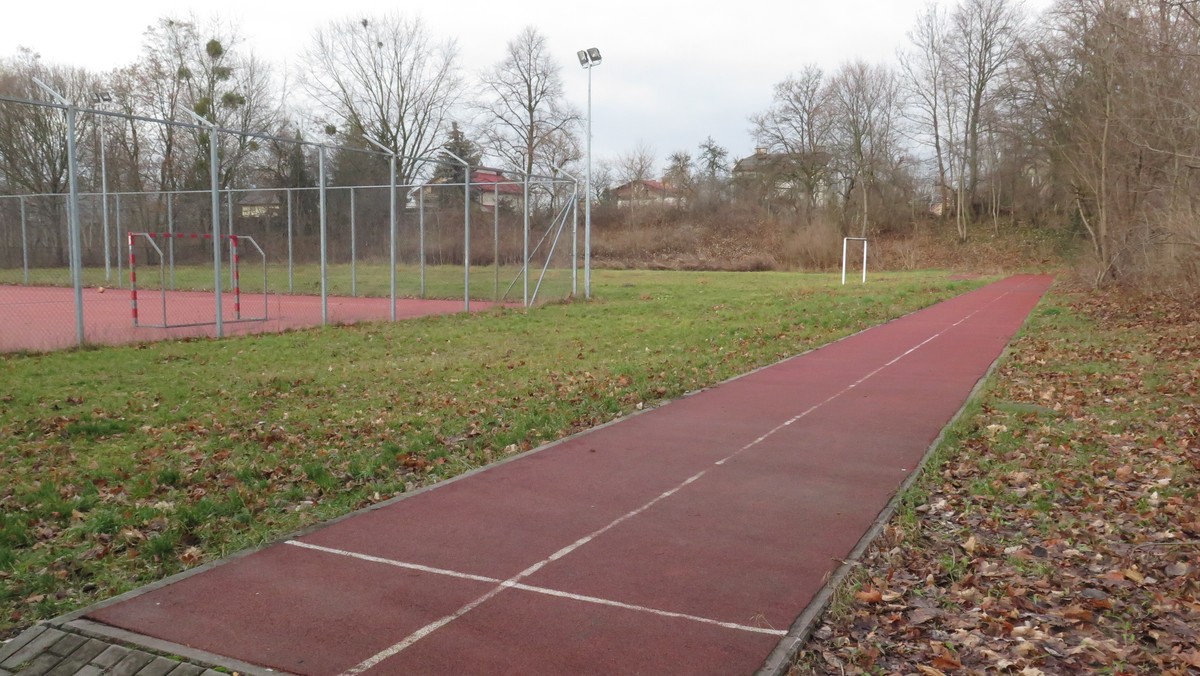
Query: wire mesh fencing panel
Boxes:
[
  {"xmin": 0, "ymin": 194, "xmax": 73, "ymax": 287},
  {"xmin": 0, "ymin": 87, "xmax": 88, "ymax": 352},
  {"xmin": 1, "ymin": 90, "xmax": 586, "ymax": 353}
]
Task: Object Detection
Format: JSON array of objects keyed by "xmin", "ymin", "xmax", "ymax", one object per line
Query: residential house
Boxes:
[
  {"xmin": 236, "ymin": 190, "xmax": 283, "ymax": 218},
  {"xmin": 470, "ymin": 170, "xmax": 525, "ymax": 211},
  {"xmin": 732, "ymin": 147, "xmax": 833, "ymax": 207},
  {"xmin": 612, "ymin": 179, "xmax": 682, "ymax": 209},
  {"xmin": 423, "ymin": 169, "xmax": 524, "ymax": 211}
]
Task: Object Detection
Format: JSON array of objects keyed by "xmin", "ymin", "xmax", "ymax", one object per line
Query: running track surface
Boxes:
[
  {"xmin": 0, "ymin": 285, "xmax": 500, "ymax": 353},
  {"xmin": 77, "ymin": 275, "xmax": 1053, "ymax": 675}
]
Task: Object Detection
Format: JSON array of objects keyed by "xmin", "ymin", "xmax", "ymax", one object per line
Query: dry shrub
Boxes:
[
  {"xmin": 776, "ymin": 219, "xmax": 843, "ymax": 270},
  {"xmin": 873, "ymin": 237, "xmax": 921, "ymax": 271},
  {"xmin": 590, "ymin": 206, "xmax": 1077, "ymax": 276},
  {"xmin": 1117, "ymin": 209, "xmax": 1200, "ymax": 297}
]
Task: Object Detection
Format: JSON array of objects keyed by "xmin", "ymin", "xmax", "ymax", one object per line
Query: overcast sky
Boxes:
[{"xmin": 3, "ymin": 0, "xmax": 1052, "ymax": 173}]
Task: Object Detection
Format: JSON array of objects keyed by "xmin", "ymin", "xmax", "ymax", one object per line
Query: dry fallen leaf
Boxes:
[
  {"xmin": 1164, "ymin": 562, "xmax": 1190, "ymax": 577},
  {"xmin": 855, "ymin": 587, "xmax": 884, "ymax": 604}
]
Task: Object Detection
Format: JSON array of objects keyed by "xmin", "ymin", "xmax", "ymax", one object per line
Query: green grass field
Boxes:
[{"xmin": 0, "ymin": 269, "xmax": 988, "ymax": 636}]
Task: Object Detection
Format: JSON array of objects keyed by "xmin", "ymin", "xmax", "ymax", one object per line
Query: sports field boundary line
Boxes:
[
  {"xmin": 753, "ymin": 276, "xmax": 1053, "ymax": 676},
  {"xmin": 284, "ymin": 540, "xmax": 785, "ymax": 636}
]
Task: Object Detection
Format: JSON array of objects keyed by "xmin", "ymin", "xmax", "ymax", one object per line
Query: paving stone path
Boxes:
[{"xmin": 0, "ymin": 627, "xmax": 221, "ymax": 676}]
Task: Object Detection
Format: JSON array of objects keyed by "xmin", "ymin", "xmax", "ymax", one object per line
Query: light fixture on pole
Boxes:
[
  {"xmin": 93, "ymin": 91, "xmax": 113, "ymax": 281},
  {"xmin": 577, "ymin": 47, "xmax": 601, "ymax": 300}
]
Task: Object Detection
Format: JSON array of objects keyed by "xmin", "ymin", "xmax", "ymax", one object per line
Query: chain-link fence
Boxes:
[{"xmin": 0, "ymin": 89, "xmax": 584, "ymax": 353}]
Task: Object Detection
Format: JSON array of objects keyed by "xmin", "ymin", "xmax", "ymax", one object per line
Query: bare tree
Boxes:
[
  {"xmin": 827, "ymin": 60, "xmax": 903, "ymax": 236},
  {"xmin": 695, "ymin": 136, "xmax": 730, "ymax": 207},
  {"xmin": 119, "ymin": 16, "xmax": 282, "ymax": 192},
  {"xmin": 303, "ymin": 15, "xmax": 461, "ymax": 184},
  {"xmin": 750, "ymin": 65, "xmax": 836, "ymax": 217},
  {"xmin": 1027, "ymin": 0, "xmax": 1200, "ymax": 286},
  {"xmin": 663, "ymin": 150, "xmax": 694, "ymax": 197},
  {"xmin": 591, "ymin": 159, "xmax": 616, "ymax": 203},
  {"xmin": 0, "ymin": 50, "xmax": 101, "ymax": 262},
  {"xmin": 477, "ymin": 26, "xmax": 580, "ymax": 178},
  {"xmin": 899, "ymin": 3, "xmax": 952, "ymax": 211},
  {"xmin": 616, "ymin": 142, "xmax": 657, "ymax": 184},
  {"xmin": 947, "ymin": 0, "xmax": 1024, "ymax": 222},
  {"xmin": 751, "ymin": 65, "xmax": 833, "ymax": 156}
]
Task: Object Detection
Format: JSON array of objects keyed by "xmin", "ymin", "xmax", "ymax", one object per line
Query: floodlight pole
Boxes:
[
  {"xmin": 34, "ymin": 79, "xmax": 85, "ymax": 346},
  {"xmin": 181, "ymin": 108, "xmax": 223, "ymax": 336},
  {"xmin": 363, "ymin": 136, "xmax": 399, "ymax": 321},
  {"xmin": 578, "ymin": 47, "xmax": 602, "ymax": 300}
]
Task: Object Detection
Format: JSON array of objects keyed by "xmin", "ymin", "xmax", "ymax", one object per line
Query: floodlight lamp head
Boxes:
[
  {"xmin": 94, "ymin": 91, "xmax": 113, "ymax": 104},
  {"xmin": 578, "ymin": 47, "xmax": 602, "ymax": 68}
]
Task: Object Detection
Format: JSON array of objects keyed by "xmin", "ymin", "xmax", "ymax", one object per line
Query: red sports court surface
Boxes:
[
  {"xmin": 0, "ymin": 285, "xmax": 500, "ymax": 353},
  {"xmin": 77, "ymin": 275, "xmax": 1053, "ymax": 675}
]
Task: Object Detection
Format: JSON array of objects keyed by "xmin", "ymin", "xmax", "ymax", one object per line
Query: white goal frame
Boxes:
[{"xmin": 841, "ymin": 237, "xmax": 868, "ymax": 285}]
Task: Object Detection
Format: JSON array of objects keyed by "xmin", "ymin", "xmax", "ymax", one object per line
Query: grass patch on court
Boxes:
[
  {"xmin": 792, "ymin": 285, "xmax": 1200, "ymax": 674},
  {"xmin": 0, "ymin": 269, "xmax": 986, "ymax": 636}
]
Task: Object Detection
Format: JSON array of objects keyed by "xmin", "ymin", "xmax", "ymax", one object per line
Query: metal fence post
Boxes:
[
  {"xmin": 33, "ymin": 79, "xmax": 85, "ymax": 346},
  {"xmin": 319, "ymin": 146, "xmax": 328, "ymax": 325},
  {"xmin": 19, "ymin": 196, "xmax": 28, "ymax": 285},
  {"xmin": 115, "ymin": 193, "xmax": 123, "ymax": 288},
  {"xmin": 286, "ymin": 188, "xmax": 294, "ymax": 293},
  {"xmin": 166, "ymin": 192, "xmax": 175, "ymax": 289},
  {"xmin": 572, "ymin": 186, "xmax": 578, "ymax": 297},
  {"xmin": 523, "ymin": 175, "xmax": 530, "ymax": 307},
  {"xmin": 419, "ymin": 187, "xmax": 426, "ymax": 299},
  {"xmin": 66, "ymin": 107, "xmax": 85, "ymax": 345},
  {"xmin": 464, "ymin": 170, "xmax": 470, "ymax": 312},
  {"xmin": 388, "ymin": 161, "xmax": 396, "ymax": 320},
  {"xmin": 181, "ymin": 109, "xmax": 222, "ymax": 337},
  {"xmin": 99, "ymin": 117, "xmax": 110, "ymax": 281},
  {"xmin": 350, "ymin": 186, "xmax": 357, "ymax": 297},
  {"xmin": 494, "ymin": 183, "xmax": 499, "ymax": 303},
  {"xmin": 360, "ymin": 136, "xmax": 397, "ymax": 320},
  {"xmin": 226, "ymin": 190, "xmax": 235, "ymax": 288}
]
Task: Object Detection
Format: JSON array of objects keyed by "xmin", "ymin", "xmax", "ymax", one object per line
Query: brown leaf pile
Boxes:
[{"xmin": 792, "ymin": 286, "xmax": 1200, "ymax": 675}]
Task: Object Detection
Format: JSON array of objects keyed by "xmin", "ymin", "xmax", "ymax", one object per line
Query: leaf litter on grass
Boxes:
[{"xmin": 791, "ymin": 284, "xmax": 1200, "ymax": 675}]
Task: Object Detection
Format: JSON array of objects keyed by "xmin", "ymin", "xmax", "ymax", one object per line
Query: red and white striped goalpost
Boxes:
[{"xmin": 127, "ymin": 232, "xmax": 267, "ymax": 328}]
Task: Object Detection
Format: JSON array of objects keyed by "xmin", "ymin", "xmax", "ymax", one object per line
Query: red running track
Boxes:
[
  {"xmin": 75, "ymin": 275, "xmax": 1052, "ymax": 675},
  {"xmin": 0, "ymin": 285, "xmax": 501, "ymax": 353}
]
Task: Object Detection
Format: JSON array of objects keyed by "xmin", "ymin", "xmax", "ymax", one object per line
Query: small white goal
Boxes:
[{"xmin": 841, "ymin": 237, "xmax": 868, "ymax": 285}]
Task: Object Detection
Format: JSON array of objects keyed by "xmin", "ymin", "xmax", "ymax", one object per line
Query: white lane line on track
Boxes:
[
  {"xmin": 286, "ymin": 540, "xmax": 786, "ymax": 638},
  {"xmin": 336, "ymin": 279, "xmax": 1028, "ymax": 674},
  {"xmin": 338, "ymin": 472, "xmax": 708, "ymax": 675},
  {"xmin": 714, "ymin": 278, "xmax": 1022, "ymax": 467}
]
